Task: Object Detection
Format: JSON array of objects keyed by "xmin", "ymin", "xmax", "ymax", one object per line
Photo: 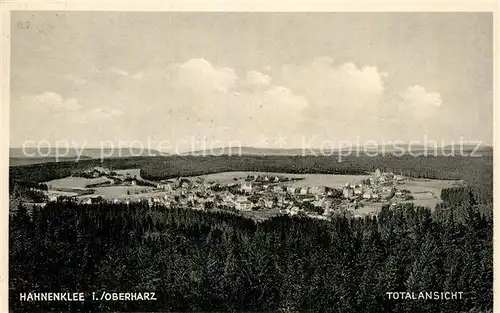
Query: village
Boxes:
[{"xmin": 38, "ymin": 167, "xmax": 417, "ymax": 219}]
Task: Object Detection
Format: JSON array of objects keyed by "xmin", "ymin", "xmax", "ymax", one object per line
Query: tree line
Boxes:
[{"xmin": 10, "ymin": 195, "xmax": 492, "ymax": 312}]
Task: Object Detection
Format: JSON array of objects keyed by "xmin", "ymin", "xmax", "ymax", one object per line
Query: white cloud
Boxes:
[
  {"xmin": 401, "ymin": 85, "xmax": 442, "ymax": 108},
  {"xmin": 12, "ymin": 92, "xmax": 125, "ymax": 146},
  {"xmin": 107, "ymin": 68, "xmax": 144, "ymax": 80},
  {"xmin": 64, "ymin": 74, "xmax": 89, "ymax": 86},
  {"xmin": 13, "ymin": 58, "xmax": 449, "ymax": 148},
  {"xmin": 165, "ymin": 58, "xmax": 238, "ymax": 93},
  {"xmin": 282, "ymin": 57, "xmax": 386, "ymax": 109},
  {"xmin": 108, "ymin": 68, "xmax": 130, "ymax": 77},
  {"xmin": 281, "ymin": 57, "xmax": 388, "ymax": 140},
  {"xmin": 242, "ymin": 70, "xmax": 272, "ymax": 89},
  {"xmin": 72, "ymin": 108, "xmax": 124, "ymax": 124},
  {"xmin": 130, "ymin": 72, "xmax": 144, "ymax": 79},
  {"xmin": 26, "ymin": 91, "xmax": 82, "ymax": 111},
  {"xmin": 49, "ymin": 58, "xmax": 309, "ymax": 148},
  {"xmin": 219, "ymin": 86, "xmax": 308, "ymax": 142},
  {"xmin": 19, "ymin": 91, "xmax": 124, "ymax": 124},
  {"xmin": 390, "ymin": 85, "xmax": 443, "ymax": 137},
  {"xmin": 86, "ymin": 108, "xmax": 124, "ymax": 119}
]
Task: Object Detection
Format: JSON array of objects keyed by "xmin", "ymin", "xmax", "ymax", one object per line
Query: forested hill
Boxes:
[
  {"xmin": 9, "ymin": 154, "xmax": 493, "ymax": 204},
  {"xmin": 10, "ymin": 201, "xmax": 492, "ymax": 312}
]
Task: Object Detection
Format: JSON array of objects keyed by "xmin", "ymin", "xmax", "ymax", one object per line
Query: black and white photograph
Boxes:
[{"xmin": 4, "ymin": 5, "xmax": 496, "ymax": 313}]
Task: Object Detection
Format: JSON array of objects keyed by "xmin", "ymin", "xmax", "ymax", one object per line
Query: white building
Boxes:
[
  {"xmin": 240, "ymin": 182, "xmax": 253, "ymax": 193},
  {"xmin": 273, "ymin": 185, "xmax": 283, "ymax": 192},
  {"xmin": 286, "ymin": 206, "xmax": 300, "ymax": 215},
  {"xmin": 343, "ymin": 187, "xmax": 354, "ymax": 198},
  {"xmin": 82, "ymin": 198, "xmax": 92, "ymax": 205},
  {"xmin": 159, "ymin": 183, "xmax": 173, "ymax": 192},
  {"xmin": 235, "ymin": 199, "xmax": 253, "ymax": 211},
  {"xmin": 310, "ymin": 186, "xmax": 324, "ymax": 195}
]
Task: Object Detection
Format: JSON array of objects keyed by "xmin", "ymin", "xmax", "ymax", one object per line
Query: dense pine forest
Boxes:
[{"xmin": 10, "ymin": 191, "xmax": 492, "ymax": 312}]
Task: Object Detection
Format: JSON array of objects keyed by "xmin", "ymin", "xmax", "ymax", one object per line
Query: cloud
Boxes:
[
  {"xmin": 87, "ymin": 68, "xmax": 145, "ymax": 82},
  {"xmin": 389, "ymin": 85, "xmax": 443, "ymax": 136},
  {"xmin": 165, "ymin": 58, "xmax": 238, "ymax": 93},
  {"xmin": 46, "ymin": 58, "xmax": 309, "ymax": 148},
  {"xmin": 64, "ymin": 74, "xmax": 89, "ymax": 86},
  {"xmin": 217, "ymin": 86, "xmax": 308, "ymax": 142},
  {"xmin": 86, "ymin": 108, "xmax": 124, "ymax": 119},
  {"xmin": 11, "ymin": 92, "xmax": 125, "ymax": 146},
  {"xmin": 130, "ymin": 72, "xmax": 144, "ymax": 79},
  {"xmin": 13, "ymin": 58, "xmax": 449, "ymax": 148},
  {"xmin": 74, "ymin": 108, "xmax": 124, "ymax": 124},
  {"xmin": 25, "ymin": 91, "xmax": 82, "ymax": 111},
  {"xmin": 106, "ymin": 68, "xmax": 144, "ymax": 80},
  {"xmin": 108, "ymin": 68, "xmax": 130, "ymax": 77},
  {"xmin": 371, "ymin": 85, "xmax": 444, "ymax": 139},
  {"xmin": 401, "ymin": 85, "xmax": 442, "ymax": 108},
  {"xmin": 281, "ymin": 57, "xmax": 388, "ymax": 139},
  {"xmin": 242, "ymin": 70, "xmax": 272, "ymax": 89},
  {"xmin": 282, "ymin": 57, "xmax": 386, "ymax": 109},
  {"xmin": 19, "ymin": 91, "xmax": 124, "ymax": 124}
]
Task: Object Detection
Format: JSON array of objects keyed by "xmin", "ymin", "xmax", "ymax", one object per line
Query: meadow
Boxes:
[
  {"xmin": 92, "ymin": 186, "xmax": 153, "ymax": 197},
  {"xmin": 44, "ymin": 176, "xmax": 112, "ymax": 189},
  {"xmin": 197, "ymin": 171, "xmax": 370, "ymax": 187}
]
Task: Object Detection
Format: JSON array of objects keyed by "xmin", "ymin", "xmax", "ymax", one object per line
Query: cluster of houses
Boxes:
[
  {"xmin": 73, "ymin": 167, "xmax": 159, "ymax": 188},
  {"xmin": 56, "ymin": 172, "xmax": 344, "ymax": 217},
  {"xmin": 42, "ymin": 168, "xmax": 414, "ymax": 219},
  {"xmin": 341, "ymin": 169, "xmax": 407, "ymax": 201},
  {"xmin": 134, "ymin": 175, "xmax": 342, "ymax": 213}
]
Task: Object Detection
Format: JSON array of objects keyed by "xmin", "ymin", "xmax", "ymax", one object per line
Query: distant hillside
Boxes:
[
  {"xmin": 10, "ymin": 156, "xmax": 92, "ymax": 167},
  {"xmin": 9, "ymin": 148, "xmax": 164, "ymax": 166},
  {"xmin": 181, "ymin": 144, "xmax": 493, "ymax": 156},
  {"xmin": 10, "ymin": 144, "xmax": 492, "ymax": 166},
  {"xmin": 441, "ymin": 143, "xmax": 493, "ymax": 153},
  {"xmin": 181, "ymin": 146, "xmax": 311, "ymax": 156}
]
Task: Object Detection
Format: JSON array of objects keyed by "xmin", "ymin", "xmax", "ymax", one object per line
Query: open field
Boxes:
[
  {"xmin": 404, "ymin": 178, "xmax": 463, "ymax": 193},
  {"xmin": 77, "ymin": 189, "xmax": 168, "ymax": 201},
  {"xmin": 195, "ymin": 171, "xmax": 370, "ymax": 187},
  {"xmin": 45, "ymin": 176, "xmax": 112, "ymax": 189},
  {"xmin": 283, "ymin": 174, "xmax": 370, "ymax": 188},
  {"xmin": 92, "ymin": 186, "xmax": 153, "ymax": 197},
  {"xmin": 402, "ymin": 178, "xmax": 464, "ymax": 208},
  {"xmin": 355, "ymin": 203, "xmax": 385, "ymax": 216},
  {"xmin": 46, "ymin": 190, "xmax": 80, "ymax": 197}
]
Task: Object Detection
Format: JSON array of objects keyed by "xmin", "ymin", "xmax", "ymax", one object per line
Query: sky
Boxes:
[{"xmin": 10, "ymin": 12, "xmax": 493, "ymax": 152}]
